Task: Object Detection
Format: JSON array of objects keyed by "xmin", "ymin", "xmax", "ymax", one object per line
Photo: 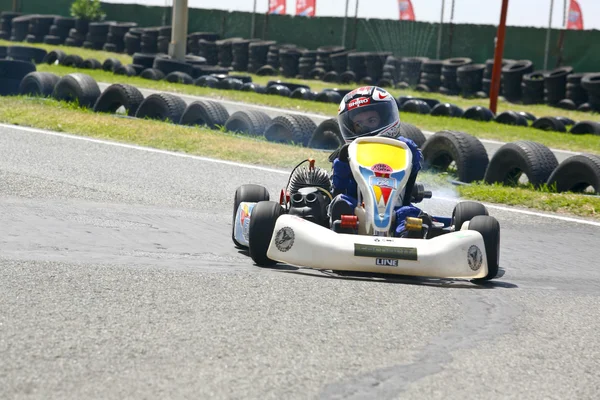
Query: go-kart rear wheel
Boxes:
[
  {"xmin": 452, "ymin": 201, "xmax": 488, "ymax": 231},
  {"xmin": 249, "ymin": 201, "xmax": 285, "ymax": 266},
  {"xmin": 468, "ymin": 215, "xmax": 500, "ymax": 281},
  {"xmin": 232, "ymin": 184, "xmax": 270, "ymax": 247}
]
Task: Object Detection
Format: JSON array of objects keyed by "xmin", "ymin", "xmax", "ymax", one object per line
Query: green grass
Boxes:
[
  {"xmin": 0, "ymin": 96, "xmax": 598, "ymax": 220},
  {"xmin": 4, "ymin": 39, "xmax": 599, "ymax": 153}
]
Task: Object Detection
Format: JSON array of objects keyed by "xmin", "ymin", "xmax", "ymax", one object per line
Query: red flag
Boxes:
[
  {"xmin": 398, "ymin": 0, "xmax": 415, "ymax": 21},
  {"xmin": 566, "ymin": 0, "xmax": 584, "ymax": 30},
  {"xmin": 296, "ymin": 0, "xmax": 316, "ymax": 17},
  {"xmin": 269, "ymin": 0, "xmax": 286, "ymax": 15}
]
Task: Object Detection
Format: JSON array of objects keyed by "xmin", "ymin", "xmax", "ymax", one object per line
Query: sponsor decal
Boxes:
[
  {"xmin": 374, "ymin": 238, "xmax": 395, "ymax": 243},
  {"xmin": 376, "ymin": 258, "xmax": 398, "ymax": 267},
  {"xmin": 372, "ymin": 88, "xmax": 390, "ymax": 101},
  {"xmin": 347, "ymin": 86, "xmax": 373, "ymax": 98},
  {"xmin": 467, "ymin": 245, "xmax": 483, "ymax": 271},
  {"xmin": 347, "ymin": 97, "xmax": 371, "ymax": 110},
  {"xmin": 369, "ymin": 176, "xmax": 397, "ymax": 208},
  {"xmin": 371, "ymin": 163, "xmax": 393, "ymax": 174},
  {"xmin": 275, "ymin": 226, "xmax": 295, "ymax": 252},
  {"xmin": 354, "ymin": 244, "xmax": 418, "ymax": 260},
  {"xmin": 240, "ymin": 203, "xmax": 252, "ymax": 241}
]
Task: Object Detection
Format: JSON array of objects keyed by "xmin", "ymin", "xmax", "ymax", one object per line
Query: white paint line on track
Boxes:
[
  {"xmin": 98, "ymin": 81, "xmax": 582, "ymax": 156},
  {"xmin": 3, "ymin": 122, "xmax": 600, "ymax": 228}
]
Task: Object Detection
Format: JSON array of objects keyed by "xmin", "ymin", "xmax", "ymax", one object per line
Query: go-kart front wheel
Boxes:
[
  {"xmin": 468, "ymin": 215, "xmax": 500, "ymax": 281},
  {"xmin": 453, "ymin": 201, "xmax": 488, "ymax": 231},
  {"xmin": 249, "ymin": 201, "xmax": 285, "ymax": 266},
  {"xmin": 232, "ymin": 184, "xmax": 270, "ymax": 247}
]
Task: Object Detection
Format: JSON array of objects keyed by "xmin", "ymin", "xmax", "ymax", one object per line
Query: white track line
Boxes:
[{"xmin": 3, "ymin": 123, "xmax": 599, "ymax": 228}]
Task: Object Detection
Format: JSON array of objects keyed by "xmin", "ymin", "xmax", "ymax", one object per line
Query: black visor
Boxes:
[{"xmin": 338, "ymin": 100, "xmax": 399, "ymax": 142}]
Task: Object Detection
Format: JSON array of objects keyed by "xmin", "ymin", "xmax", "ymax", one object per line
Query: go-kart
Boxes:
[{"xmin": 232, "ymin": 136, "xmax": 501, "ymax": 281}]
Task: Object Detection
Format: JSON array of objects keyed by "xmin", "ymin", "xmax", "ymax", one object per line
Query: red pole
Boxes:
[{"xmin": 489, "ymin": 0, "xmax": 510, "ymax": 114}]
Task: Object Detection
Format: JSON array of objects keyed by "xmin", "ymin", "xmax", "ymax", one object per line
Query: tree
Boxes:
[{"xmin": 70, "ymin": 0, "xmax": 106, "ymax": 22}]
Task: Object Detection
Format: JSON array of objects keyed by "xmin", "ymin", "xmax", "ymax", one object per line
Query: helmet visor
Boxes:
[{"xmin": 338, "ymin": 101, "xmax": 399, "ymax": 142}]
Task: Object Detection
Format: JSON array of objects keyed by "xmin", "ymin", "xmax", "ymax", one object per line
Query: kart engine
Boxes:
[{"xmin": 287, "ymin": 166, "xmax": 332, "ymax": 227}]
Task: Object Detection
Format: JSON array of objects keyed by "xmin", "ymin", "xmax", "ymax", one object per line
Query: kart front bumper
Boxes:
[{"xmin": 267, "ymin": 214, "xmax": 489, "ymax": 279}]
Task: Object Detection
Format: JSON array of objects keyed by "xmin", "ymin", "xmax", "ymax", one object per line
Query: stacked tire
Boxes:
[
  {"xmin": 25, "ymin": 15, "xmax": 56, "ymax": 43},
  {"xmin": 157, "ymin": 26, "xmax": 171, "ymax": 54},
  {"xmin": 501, "ymin": 60, "xmax": 534, "ymax": 102},
  {"xmin": 581, "ymin": 73, "xmax": 600, "ymax": 112},
  {"xmin": 347, "ymin": 52, "xmax": 368, "ymax": 83},
  {"xmin": 279, "ymin": 47, "xmax": 303, "ymax": 78},
  {"xmin": 9, "ymin": 14, "xmax": 32, "ymax": 42},
  {"xmin": 104, "ymin": 23, "xmax": 137, "ymax": 53},
  {"xmin": 140, "ymin": 28, "xmax": 159, "ymax": 54},
  {"xmin": 566, "ymin": 73, "xmax": 588, "ymax": 107},
  {"xmin": 124, "ymin": 27, "xmax": 143, "ymax": 55},
  {"xmin": 521, "ymin": 71, "xmax": 546, "ymax": 104},
  {"xmin": 298, "ymin": 49, "xmax": 317, "ymax": 78},
  {"xmin": 0, "ymin": 12, "xmax": 21, "ymax": 40},
  {"xmin": 188, "ymin": 32, "xmax": 219, "ymax": 56},
  {"xmin": 85, "ymin": 22, "xmax": 111, "ymax": 50},
  {"xmin": 457, "ymin": 63, "xmax": 485, "ymax": 97},
  {"xmin": 64, "ymin": 19, "xmax": 89, "ymax": 47},
  {"xmin": 232, "ymin": 39, "xmax": 253, "ymax": 72},
  {"xmin": 44, "ymin": 17, "xmax": 76, "ymax": 45},
  {"xmin": 440, "ymin": 58, "xmax": 471, "ymax": 95},
  {"xmin": 544, "ymin": 67, "xmax": 572, "ymax": 106},
  {"xmin": 365, "ymin": 52, "xmax": 390, "ymax": 84},
  {"xmin": 418, "ymin": 59, "xmax": 442, "ymax": 92},
  {"xmin": 400, "ymin": 57, "xmax": 426, "ymax": 87}
]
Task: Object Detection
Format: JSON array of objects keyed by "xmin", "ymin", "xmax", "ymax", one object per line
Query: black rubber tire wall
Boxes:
[
  {"xmin": 51, "ymin": 73, "xmax": 101, "ymax": 108},
  {"xmin": 18, "ymin": 71, "xmax": 59, "ymax": 97},
  {"xmin": 135, "ymin": 92, "xmax": 187, "ymax": 123},
  {"xmin": 93, "ymin": 83, "xmax": 145, "ymax": 116},
  {"xmin": 546, "ymin": 153, "xmax": 600, "ymax": 194},
  {"xmin": 179, "ymin": 100, "xmax": 230, "ymax": 129},
  {"xmin": 264, "ymin": 114, "xmax": 317, "ymax": 146}
]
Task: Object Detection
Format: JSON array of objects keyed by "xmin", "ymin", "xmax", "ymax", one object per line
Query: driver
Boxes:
[{"xmin": 329, "ymin": 86, "xmax": 423, "ymax": 236}]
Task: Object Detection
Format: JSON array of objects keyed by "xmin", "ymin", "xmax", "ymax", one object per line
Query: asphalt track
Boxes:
[
  {"xmin": 1, "ymin": 123, "xmax": 599, "ymax": 400},
  {"xmin": 96, "ymin": 82, "xmax": 581, "ymax": 163}
]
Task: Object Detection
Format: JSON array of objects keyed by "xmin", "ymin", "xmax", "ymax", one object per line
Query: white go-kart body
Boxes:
[{"xmin": 233, "ymin": 136, "xmax": 492, "ymax": 280}]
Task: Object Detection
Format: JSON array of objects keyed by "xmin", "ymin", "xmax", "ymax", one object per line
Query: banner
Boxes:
[
  {"xmin": 398, "ymin": 0, "xmax": 415, "ymax": 21},
  {"xmin": 269, "ymin": 0, "xmax": 286, "ymax": 15},
  {"xmin": 567, "ymin": 0, "xmax": 584, "ymax": 30},
  {"xmin": 296, "ymin": 0, "xmax": 316, "ymax": 17}
]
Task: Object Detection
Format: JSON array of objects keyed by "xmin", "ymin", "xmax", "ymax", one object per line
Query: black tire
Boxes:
[
  {"xmin": 232, "ymin": 184, "xmax": 270, "ymax": 247},
  {"xmin": 140, "ymin": 68, "xmax": 165, "ymax": 80},
  {"xmin": 102, "ymin": 57, "xmax": 122, "ymax": 72},
  {"xmin": 531, "ymin": 117, "xmax": 566, "ymax": 132},
  {"xmin": 421, "ymin": 130, "xmax": 489, "ymax": 183},
  {"xmin": 547, "ymin": 153, "xmax": 600, "ymax": 194},
  {"xmin": 135, "ymin": 92, "xmax": 187, "ymax": 123},
  {"xmin": 400, "ymin": 99, "xmax": 431, "ymax": 114},
  {"xmin": 307, "ymin": 118, "xmax": 344, "ymax": 150},
  {"xmin": 430, "ymin": 103, "xmax": 464, "ymax": 117},
  {"xmin": 51, "ymin": 73, "xmax": 101, "ymax": 108},
  {"xmin": 570, "ymin": 121, "xmax": 600, "ymax": 135},
  {"xmin": 554, "ymin": 116, "xmax": 575, "ymax": 127},
  {"xmin": 0, "ymin": 59, "xmax": 37, "ymax": 96},
  {"xmin": 7, "ymin": 45, "xmax": 47, "ymax": 63},
  {"xmin": 224, "ymin": 110, "xmax": 272, "ymax": 136},
  {"xmin": 165, "ymin": 71, "xmax": 194, "ymax": 84},
  {"xmin": 80, "ymin": 58, "xmax": 102, "ymax": 70},
  {"xmin": 462, "ymin": 106, "xmax": 495, "ymax": 122},
  {"xmin": 264, "ymin": 114, "xmax": 317, "ymax": 147},
  {"xmin": 153, "ymin": 56, "xmax": 194, "ymax": 76},
  {"xmin": 43, "ymin": 50, "xmax": 66, "ymax": 65},
  {"xmin": 495, "ymin": 111, "xmax": 529, "ymax": 127},
  {"xmin": 61, "ymin": 54, "xmax": 83, "ymax": 68},
  {"xmin": 114, "ymin": 65, "xmax": 137, "ymax": 77},
  {"xmin": 315, "ymin": 90, "xmax": 342, "ymax": 103},
  {"xmin": 179, "ymin": 100, "xmax": 230, "ymax": 129},
  {"xmin": 452, "ymin": 201, "xmax": 489, "ymax": 231},
  {"xmin": 468, "ymin": 215, "xmax": 501, "ymax": 282},
  {"xmin": 248, "ymin": 201, "xmax": 285, "ymax": 266},
  {"xmin": 18, "ymin": 72, "xmax": 60, "ymax": 97},
  {"xmin": 93, "ymin": 83, "xmax": 145, "ymax": 116},
  {"xmin": 483, "ymin": 141, "xmax": 558, "ymax": 187},
  {"xmin": 398, "ymin": 122, "xmax": 427, "ymax": 147}
]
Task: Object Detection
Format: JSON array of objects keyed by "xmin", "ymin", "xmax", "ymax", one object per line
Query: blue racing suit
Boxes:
[{"xmin": 331, "ymin": 136, "xmax": 423, "ymax": 236}]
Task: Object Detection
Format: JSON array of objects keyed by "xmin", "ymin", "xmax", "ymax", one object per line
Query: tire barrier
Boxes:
[
  {"xmin": 0, "ymin": 59, "xmax": 37, "ymax": 96},
  {"xmin": 483, "ymin": 141, "xmax": 558, "ymax": 188},
  {"xmin": 421, "ymin": 130, "xmax": 489, "ymax": 183},
  {"xmin": 5, "ymin": 68, "xmax": 598, "ymax": 197}
]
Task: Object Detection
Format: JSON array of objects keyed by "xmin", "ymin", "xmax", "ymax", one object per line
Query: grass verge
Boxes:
[
  {"xmin": 31, "ymin": 64, "xmax": 600, "ymax": 155},
  {"xmin": 0, "ymin": 96, "xmax": 598, "ymax": 220},
  {"xmin": 3, "ymin": 38, "xmax": 598, "ymax": 123}
]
